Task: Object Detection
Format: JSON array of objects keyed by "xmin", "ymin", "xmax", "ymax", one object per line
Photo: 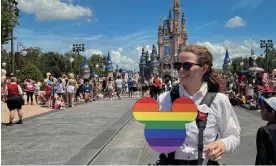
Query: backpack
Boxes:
[{"xmin": 156, "ymin": 84, "xmax": 217, "ymax": 165}]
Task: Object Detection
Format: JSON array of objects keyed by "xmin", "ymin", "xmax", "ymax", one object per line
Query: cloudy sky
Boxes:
[{"xmin": 4, "ymin": 0, "xmax": 276, "ymax": 70}]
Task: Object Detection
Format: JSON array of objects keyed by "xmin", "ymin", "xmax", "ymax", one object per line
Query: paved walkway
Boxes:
[
  {"xmin": 1, "ymin": 97, "xmax": 137, "ymax": 165},
  {"xmin": 88, "ymin": 106, "xmax": 266, "ymax": 165}
]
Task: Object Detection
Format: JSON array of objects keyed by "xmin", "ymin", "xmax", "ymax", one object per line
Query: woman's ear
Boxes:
[{"xmin": 202, "ymin": 64, "xmax": 209, "ymax": 74}]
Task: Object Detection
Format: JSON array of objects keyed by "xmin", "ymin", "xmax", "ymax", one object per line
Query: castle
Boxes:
[{"xmin": 139, "ymin": 0, "xmax": 188, "ymax": 80}]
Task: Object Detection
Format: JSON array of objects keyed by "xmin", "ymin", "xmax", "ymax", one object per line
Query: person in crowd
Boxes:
[
  {"xmin": 152, "ymin": 73, "xmax": 162, "ymax": 99},
  {"xmin": 24, "ymin": 76, "xmax": 35, "ymax": 105},
  {"xmin": 55, "ymin": 78, "xmax": 66, "ymax": 99},
  {"xmin": 106, "ymin": 77, "xmax": 114, "ymax": 100},
  {"xmin": 127, "ymin": 77, "xmax": 134, "ymax": 98},
  {"xmin": 255, "ymin": 96, "xmax": 276, "ymax": 165},
  {"xmin": 115, "ymin": 75, "xmax": 122, "ymax": 100},
  {"xmin": 156, "ymin": 45, "xmax": 241, "ymax": 165},
  {"xmin": 4, "ymin": 77, "xmax": 24, "ymax": 125},
  {"xmin": 132, "ymin": 78, "xmax": 138, "ymax": 97},
  {"xmin": 67, "ymin": 73, "xmax": 77, "ymax": 107},
  {"xmin": 54, "ymin": 94, "xmax": 66, "ymax": 110}
]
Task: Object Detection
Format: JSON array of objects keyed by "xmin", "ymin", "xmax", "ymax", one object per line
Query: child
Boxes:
[
  {"xmin": 54, "ymin": 95, "xmax": 66, "ymax": 110},
  {"xmin": 255, "ymin": 97, "xmax": 276, "ymax": 165}
]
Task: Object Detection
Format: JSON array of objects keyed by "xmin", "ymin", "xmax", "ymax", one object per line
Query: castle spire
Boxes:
[
  {"xmin": 105, "ymin": 52, "xmax": 113, "ymax": 70},
  {"xmin": 223, "ymin": 48, "xmax": 231, "ymax": 65},
  {"xmin": 168, "ymin": 8, "xmax": 172, "ymax": 20}
]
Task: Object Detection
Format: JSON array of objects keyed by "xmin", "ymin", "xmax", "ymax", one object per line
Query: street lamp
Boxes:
[
  {"xmin": 260, "ymin": 40, "xmax": 273, "ymax": 73},
  {"xmin": 69, "ymin": 57, "xmax": 74, "ymax": 63},
  {"xmin": 240, "ymin": 61, "xmax": 244, "ymax": 70},
  {"xmin": 72, "ymin": 44, "xmax": 85, "ymax": 75},
  {"xmin": 2, "ymin": 62, "xmax": 7, "ymax": 67}
]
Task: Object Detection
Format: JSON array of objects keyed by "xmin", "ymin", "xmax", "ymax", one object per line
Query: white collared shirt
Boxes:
[{"xmin": 157, "ymin": 82, "xmax": 241, "ymax": 160}]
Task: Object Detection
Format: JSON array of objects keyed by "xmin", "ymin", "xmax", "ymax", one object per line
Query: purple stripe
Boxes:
[
  {"xmin": 146, "ymin": 138, "xmax": 184, "ymax": 146},
  {"xmin": 151, "ymin": 146, "xmax": 180, "ymax": 153}
]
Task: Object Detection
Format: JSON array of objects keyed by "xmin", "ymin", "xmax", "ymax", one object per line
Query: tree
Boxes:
[
  {"xmin": 23, "ymin": 47, "xmax": 42, "ymax": 68},
  {"xmin": 39, "ymin": 52, "xmax": 66, "ymax": 77},
  {"xmin": 88, "ymin": 54, "xmax": 106, "ymax": 76},
  {"xmin": 255, "ymin": 48, "xmax": 276, "ymax": 72},
  {"xmin": 21, "ymin": 62, "xmax": 43, "ymax": 81},
  {"xmin": 1, "ymin": 0, "xmax": 20, "ymax": 44}
]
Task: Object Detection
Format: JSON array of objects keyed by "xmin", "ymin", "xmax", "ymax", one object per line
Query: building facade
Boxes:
[{"xmin": 139, "ymin": 0, "xmax": 188, "ymax": 80}]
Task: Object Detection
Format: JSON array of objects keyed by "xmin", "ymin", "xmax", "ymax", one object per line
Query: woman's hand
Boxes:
[{"xmin": 204, "ymin": 140, "xmax": 226, "ymax": 161}]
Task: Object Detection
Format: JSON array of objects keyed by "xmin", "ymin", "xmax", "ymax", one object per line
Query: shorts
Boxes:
[
  {"xmin": 133, "ymin": 87, "xmax": 137, "ymax": 92},
  {"xmin": 7, "ymin": 96, "xmax": 23, "ymax": 111},
  {"xmin": 67, "ymin": 85, "xmax": 76, "ymax": 94},
  {"xmin": 128, "ymin": 87, "xmax": 133, "ymax": 92},
  {"xmin": 117, "ymin": 87, "xmax": 122, "ymax": 94}
]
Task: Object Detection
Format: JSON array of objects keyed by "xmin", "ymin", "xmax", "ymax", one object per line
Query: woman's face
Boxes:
[{"xmin": 177, "ymin": 51, "xmax": 207, "ymax": 86}]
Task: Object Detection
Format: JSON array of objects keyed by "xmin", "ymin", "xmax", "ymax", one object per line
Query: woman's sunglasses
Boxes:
[{"xmin": 173, "ymin": 62, "xmax": 203, "ymax": 71}]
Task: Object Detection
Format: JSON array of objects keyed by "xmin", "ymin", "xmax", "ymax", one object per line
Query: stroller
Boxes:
[{"xmin": 37, "ymin": 91, "xmax": 48, "ymax": 105}]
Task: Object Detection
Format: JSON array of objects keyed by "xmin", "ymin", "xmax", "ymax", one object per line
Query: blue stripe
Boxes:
[{"xmin": 145, "ymin": 129, "xmax": 186, "ymax": 139}]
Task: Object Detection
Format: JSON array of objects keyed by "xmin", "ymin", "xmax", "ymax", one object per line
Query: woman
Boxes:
[
  {"xmin": 67, "ymin": 73, "xmax": 77, "ymax": 107},
  {"xmin": 106, "ymin": 77, "xmax": 114, "ymax": 100},
  {"xmin": 157, "ymin": 45, "xmax": 241, "ymax": 165},
  {"xmin": 24, "ymin": 77, "xmax": 35, "ymax": 105},
  {"xmin": 5, "ymin": 77, "xmax": 24, "ymax": 125}
]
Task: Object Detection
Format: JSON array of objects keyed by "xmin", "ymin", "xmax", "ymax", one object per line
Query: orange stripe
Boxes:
[
  {"xmin": 136, "ymin": 97, "xmax": 157, "ymax": 104},
  {"xmin": 173, "ymin": 98, "xmax": 194, "ymax": 104},
  {"xmin": 172, "ymin": 104, "xmax": 198, "ymax": 112},
  {"xmin": 133, "ymin": 103, "xmax": 159, "ymax": 112}
]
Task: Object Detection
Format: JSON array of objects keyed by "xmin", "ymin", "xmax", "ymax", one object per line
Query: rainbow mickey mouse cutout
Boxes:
[{"xmin": 132, "ymin": 97, "xmax": 198, "ymax": 153}]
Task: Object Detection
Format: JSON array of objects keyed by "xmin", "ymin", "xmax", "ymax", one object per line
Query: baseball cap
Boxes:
[{"xmin": 264, "ymin": 97, "xmax": 276, "ymax": 112}]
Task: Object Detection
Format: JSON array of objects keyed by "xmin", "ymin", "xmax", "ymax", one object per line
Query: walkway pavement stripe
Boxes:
[{"xmin": 63, "ymin": 110, "xmax": 133, "ymax": 165}]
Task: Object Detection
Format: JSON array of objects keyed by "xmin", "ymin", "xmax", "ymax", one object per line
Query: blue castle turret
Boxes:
[
  {"xmin": 222, "ymin": 48, "xmax": 231, "ymax": 73},
  {"xmin": 82, "ymin": 56, "xmax": 90, "ymax": 79},
  {"xmin": 104, "ymin": 52, "xmax": 114, "ymax": 79}
]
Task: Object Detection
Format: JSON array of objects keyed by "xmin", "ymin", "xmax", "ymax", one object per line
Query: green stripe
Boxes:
[{"xmin": 140, "ymin": 121, "xmax": 190, "ymax": 129}]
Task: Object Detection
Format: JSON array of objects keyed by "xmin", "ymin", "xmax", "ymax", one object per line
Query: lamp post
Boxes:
[
  {"xmin": 15, "ymin": 42, "xmax": 27, "ymax": 69},
  {"xmin": 72, "ymin": 44, "xmax": 85, "ymax": 76},
  {"xmin": 2, "ymin": 62, "xmax": 7, "ymax": 68},
  {"xmin": 10, "ymin": 0, "xmax": 20, "ymax": 74},
  {"xmin": 240, "ymin": 61, "xmax": 244, "ymax": 70},
  {"xmin": 260, "ymin": 40, "xmax": 273, "ymax": 73}
]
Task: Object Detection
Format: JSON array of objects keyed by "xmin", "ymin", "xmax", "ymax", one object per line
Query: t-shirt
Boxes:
[
  {"xmin": 115, "ymin": 79, "xmax": 123, "ymax": 88},
  {"xmin": 127, "ymin": 79, "xmax": 133, "ymax": 88}
]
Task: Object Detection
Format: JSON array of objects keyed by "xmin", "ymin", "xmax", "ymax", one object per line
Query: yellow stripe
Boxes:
[{"xmin": 133, "ymin": 112, "xmax": 198, "ymax": 121}]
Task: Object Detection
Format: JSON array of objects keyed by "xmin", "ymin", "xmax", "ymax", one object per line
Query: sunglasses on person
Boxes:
[{"xmin": 173, "ymin": 62, "xmax": 203, "ymax": 71}]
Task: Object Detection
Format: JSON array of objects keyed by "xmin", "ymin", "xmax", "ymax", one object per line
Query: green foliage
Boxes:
[
  {"xmin": 1, "ymin": 0, "xmax": 20, "ymax": 44},
  {"xmin": 1, "ymin": 45, "xmax": 108, "ymax": 80},
  {"xmin": 230, "ymin": 48, "xmax": 276, "ymax": 73},
  {"xmin": 21, "ymin": 62, "xmax": 43, "ymax": 81},
  {"xmin": 88, "ymin": 54, "xmax": 107, "ymax": 75},
  {"xmin": 23, "ymin": 47, "xmax": 42, "ymax": 68}
]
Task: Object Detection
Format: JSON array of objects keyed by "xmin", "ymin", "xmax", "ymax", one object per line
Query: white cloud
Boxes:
[
  {"xmin": 17, "ymin": 0, "xmax": 92, "ymax": 21},
  {"xmin": 118, "ymin": 48, "xmax": 123, "ymax": 52},
  {"xmin": 111, "ymin": 49, "xmax": 138, "ymax": 70},
  {"xmin": 82, "ymin": 49, "xmax": 103, "ymax": 58},
  {"xmin": 135, "ymin": 45, "xmax": 153, "ymax": 58},
  {"xmin": 195, "ymin": 39, "xmax": 259, "ymax": 69},
  {"xmin": 225, "ymin": 16, "xmax": 246, "ymax": 28}
]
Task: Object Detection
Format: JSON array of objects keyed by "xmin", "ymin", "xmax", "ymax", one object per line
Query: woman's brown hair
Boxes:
[{"xmin": 182, "ymin": 44, "xmax": 226, "ymax": 93}]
